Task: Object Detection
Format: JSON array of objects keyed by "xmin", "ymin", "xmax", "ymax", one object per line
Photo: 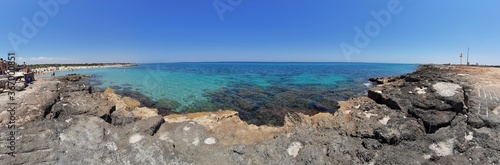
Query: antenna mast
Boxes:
[
  {"xmin": 467, "ymin": 47, "xmax": 470, "ymax": 65},
  {"xmin": 460, "ymin": 53, "xmax": 463, "ymax": 65}
]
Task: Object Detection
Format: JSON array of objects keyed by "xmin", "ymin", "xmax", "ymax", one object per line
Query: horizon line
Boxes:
[{"xmin": 27, "ymin": 61, "xmax": 422, "ymax": 65}]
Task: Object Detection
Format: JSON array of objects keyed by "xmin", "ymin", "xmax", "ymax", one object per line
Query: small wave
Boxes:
[{"xmin": 364, "ymin": 82, "xmax": 373, "ymax": 88}]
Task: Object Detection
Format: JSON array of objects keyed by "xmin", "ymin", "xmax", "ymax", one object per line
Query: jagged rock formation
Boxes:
[{"xmin": 0, "ymin": 66, "xmax": 499, "ymax": 164}]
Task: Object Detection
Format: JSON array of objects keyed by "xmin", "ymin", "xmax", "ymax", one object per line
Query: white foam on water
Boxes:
[{"xmin": 364, "ymin": 82, "xmax": 373, "ymax": 88}]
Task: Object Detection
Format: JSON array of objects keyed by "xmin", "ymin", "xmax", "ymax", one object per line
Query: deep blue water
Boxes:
[{"xmin": 49, "ymin": 62, "xmax": 417, "ymax": 125}]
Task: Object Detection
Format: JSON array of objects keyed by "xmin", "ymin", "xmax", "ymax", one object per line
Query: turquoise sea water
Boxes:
[{"xmin": 45, "ymin": 63, "xmax": 417, "ymax": 125}]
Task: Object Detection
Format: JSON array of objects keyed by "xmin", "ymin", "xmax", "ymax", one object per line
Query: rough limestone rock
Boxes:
[
  {"xmin": 60, "ymin": 74, "xmax": 91, "ymax": 82},
  {"xmin": 111, "ymin": 108, "xmax": 139, "ymax": 126},
  {"xmin": 102, "ymin": 88, "xmax": 122, "ymax": 102},
  {"xmin": 1, "ymin": 80, "xmax": 60, "ymax": 126},
  {"xmin": 14, "ymin": 82, "xmax": 26, "ymax": 91},
  {"xmin": 433, "ymin": 82, "xmax": 462, "ymax": 97},
  {"xmin": 130, "ymin": 115, "xmax": 165, "ymax": 135},
  {"xmin": 0, "ymin": 79, "xmax": 8, "ymax": 89},
  {"xmin": 164, "ymin": 110, "xmax": 284, "ymax": 146},
  {"xmin": 132, "ymin": 107, "xmax": 159, "ymax": 119},
  {"xmin": 103, "ymin": 88, "xmax": 153, "ymax": 122},
  {"xmin": 123, "ymin": 97, "xmax": 141, "ymax": 110}
]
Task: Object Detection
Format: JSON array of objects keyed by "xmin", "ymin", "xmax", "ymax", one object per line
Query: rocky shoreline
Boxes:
[{"xmin": 1, "ymin": 65, "xmax": 499, "ymax": 164}]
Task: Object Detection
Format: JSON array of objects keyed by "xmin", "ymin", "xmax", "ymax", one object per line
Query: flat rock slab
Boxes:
[{"xmin": 433, "ymin": 82, "xmax": 461, "ymax": 97}]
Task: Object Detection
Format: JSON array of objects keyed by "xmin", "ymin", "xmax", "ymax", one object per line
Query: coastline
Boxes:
[
  {"xmin": 1, "ymin": 64, "xmax": 499, "ymax": 164},
  {"xmin": 30, "ymin": 63, "xmax": 135, "ymax": 74}
]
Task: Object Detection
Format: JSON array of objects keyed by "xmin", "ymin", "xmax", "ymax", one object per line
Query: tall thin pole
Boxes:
[
  {"xmin": 467, "ymin": 48, "xmax": 470, "ymax": 65},
  {"xmin": 460, "ymin": 53, "xmax": 463, "ymax": 65}
]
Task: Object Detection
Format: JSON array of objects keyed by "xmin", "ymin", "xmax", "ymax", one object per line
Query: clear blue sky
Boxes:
[{"xmin": 0, "ymin": 0, "xmax": 499, "ymax": 64}]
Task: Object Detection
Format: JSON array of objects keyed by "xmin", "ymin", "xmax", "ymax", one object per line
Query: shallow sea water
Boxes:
[{"xmin": 43, "ymin": 62, "xmax": 417, "ymax": 125}]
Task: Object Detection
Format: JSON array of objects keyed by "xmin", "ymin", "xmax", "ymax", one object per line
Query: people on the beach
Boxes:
[
  {"xmin": 0, "ymin": 58, "xmax": 6, "ymax": 75},
  {"xmin": 22, "ymin": 62, "xmax": 30, "ymax": 73},
  {"xmin": 52, "ymin": 71, "xmax": 56, "ymax": 77},
  {"xmin": 25, "ymin": 73, "xmax": 33, "ymax": 84},
  {"xmin": 19, "ymin": 62, "xmax": 35, "ymax": 83},
  {"xmin": 1, "ymin": 59, "xmax": 8, "ymax": 75}
]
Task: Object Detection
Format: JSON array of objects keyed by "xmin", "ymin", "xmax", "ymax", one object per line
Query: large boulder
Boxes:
[
  {"xmin": 0, "ymin": 79, "xmax": 8, "ymax": 89},
  {"xmin": 102, "ymin": 88, "xmax": 122, "ymax": 102},
  {"xmin": 368, "ymin": 69, "xmax": 467, "ymax": 134},
  {"xmin": 123, "ymin": 97, "xmax": 141, "ymax": 110},
  {"xmin": 129, "ymin": 115, "xmax": 165, "ymax": 135},
  {"xmin": 132, "ymin": 107, "xmax": 159, "ymax": 119},
  {"xmin": 110, "ymin": 109, "xmax": 138, "ymax": 126},
  {"xmin": 14, "ymin": 82, "xmax": 26, "ymax": 91},
  {"xmin": 115, "ymin": 97, "xmax": 141, "ymax": 111}
]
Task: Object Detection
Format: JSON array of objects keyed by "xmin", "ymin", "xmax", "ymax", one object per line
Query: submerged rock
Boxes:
[
  {"xmin": 203, "ymin": 85, "xmax": 341, "ymax": 126},
  {"xmin": 120, "ymin": 88, "xmax": 157, "ymax": 107},
  {"xmin": 156, "ymin": 98, "xmax": 181, "ymax": 111}
]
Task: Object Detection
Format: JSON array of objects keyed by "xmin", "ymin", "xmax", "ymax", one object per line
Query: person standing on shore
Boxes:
[
  {"xmin": 52, "ymin": 71, "xmax": 56, "ymax": 77},
  {"xmin": 1, "ymin": 59, "xmax": 8, "ymax": 75},
  {"xmin": 0, "ymin": 58, "xmax": 5, "ymax": 75}
]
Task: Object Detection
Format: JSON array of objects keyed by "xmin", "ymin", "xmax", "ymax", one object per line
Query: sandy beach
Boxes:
[{"xmin": 30, "ymin": 63, "xmax": 135, "ymax": 75}]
